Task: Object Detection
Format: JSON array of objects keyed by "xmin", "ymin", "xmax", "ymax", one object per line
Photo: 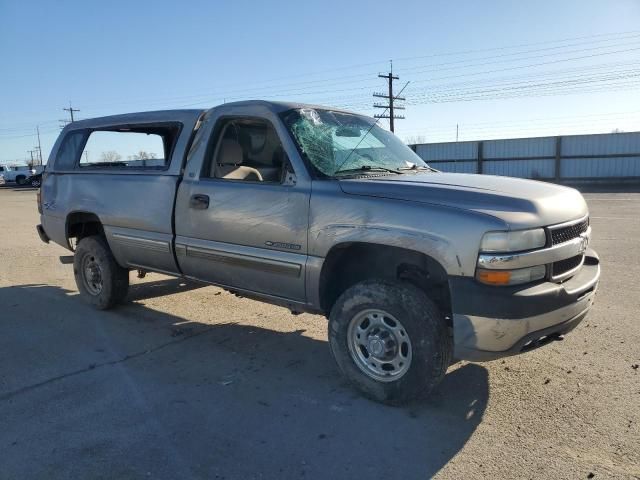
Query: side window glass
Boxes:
[
  {"xmin": 55, "ymin": 131, "xmax": 86, "ymax": 170},
  {"xmin": 207, "ymin": 119, "xmax": 287, "ymax": 183},
  {"xmin": 79, "ymin": 130, "xmax": 166, "ymax": 169}
]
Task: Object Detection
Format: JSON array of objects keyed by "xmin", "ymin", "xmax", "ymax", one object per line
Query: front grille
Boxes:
[
  {"xmin": 552, "ymin": 255, "xmax": 583, "ymax": 278},
  {"xmin": 550, "ymin": 218, "xmax": 589, "ymax": 245}
]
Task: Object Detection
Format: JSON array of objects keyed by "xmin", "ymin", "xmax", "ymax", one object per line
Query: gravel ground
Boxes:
[{"xmin": 0, "ymin": 186, "xmax": 638, "ymax": 480}]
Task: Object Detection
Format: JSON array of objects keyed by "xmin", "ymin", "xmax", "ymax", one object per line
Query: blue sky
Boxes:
[{"xmin": 1, "ymin": 0, "xmax": 640, "ymax": 164}]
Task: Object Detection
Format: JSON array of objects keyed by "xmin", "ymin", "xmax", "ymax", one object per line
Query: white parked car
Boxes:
[{"xmin": 0, "ymin": 165, "xmax": 36, "ymax": 185}]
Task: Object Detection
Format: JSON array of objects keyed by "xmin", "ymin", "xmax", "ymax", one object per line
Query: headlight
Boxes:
[
  {"xmin": 480, "ymin": 228, "xmax": 546, "ymax": 253},
  {"xmin": 476, "ymin": 265, "xmax": 546, "ymax": 286}
]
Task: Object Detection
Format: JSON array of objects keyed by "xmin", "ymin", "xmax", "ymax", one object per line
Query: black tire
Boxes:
[
  {"xmin": 73, "ymin": 236, "xmax": 129, "ymax": 310},
  {"xmin": 15, "ymin": 175, "xmax": 26, "ymax": 185},
  {"xmin": 30, "ymin": 178, "xmax": 41, "ymax": 188},
  {"xmin": 328, "ymin": 279, "xmax": 451, "ymax": 405}
]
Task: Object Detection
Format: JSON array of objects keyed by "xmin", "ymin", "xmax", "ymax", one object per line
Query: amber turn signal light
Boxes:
[{"xmin": 476, "ymin": 269, "xmax": 512, "ymax": 286}]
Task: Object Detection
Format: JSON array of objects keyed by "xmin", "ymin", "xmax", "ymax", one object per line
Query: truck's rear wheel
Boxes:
[
  {"xmin": 328, "ymin": 280, "xmax": 451, "ymax": 405},
  {"xmin": 73, "ymin": 236, "xmax": 129, "ymax": 310}
]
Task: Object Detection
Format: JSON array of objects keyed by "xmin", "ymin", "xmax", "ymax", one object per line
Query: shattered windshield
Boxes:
[{"xmin": 282, "ymin": 108, "xmax": 429, "ymax": 177}]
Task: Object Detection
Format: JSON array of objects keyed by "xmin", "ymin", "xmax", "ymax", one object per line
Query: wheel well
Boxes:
[
  {"xmin": 66, "ymin": 212, "xmax": 104, "ymax": 249},
  {"xmin": 319, "ymin": 243, "xmax": 452, "ymax": 318}
]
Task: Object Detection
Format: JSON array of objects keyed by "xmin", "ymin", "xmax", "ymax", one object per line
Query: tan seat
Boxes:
[{"xmin": 213, "ymin": 139, "xmax": 263, "ymax": 181}]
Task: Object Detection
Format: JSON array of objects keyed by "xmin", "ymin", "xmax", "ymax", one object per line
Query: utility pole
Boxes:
[
  {"xmin": 34, "ymin": 146, "xmax": 42, "ymax": 166},
  {"xmin": 28, "ymin": 150, "xmax": 35, "ymax": 167},
  {"xmin": 63, "ymin": 101, "xmax": 80, "ymax": 123},
  {"xmin": 373, "ymin": 61, "xmax": 405, "ymax": 132},
  {"xmin": 36, "ymin": 126, "xmax": 43, "ymax": 165},
  {"xmin": 456, "ymin": 124, "xmax": 459, "ymax": 142}
]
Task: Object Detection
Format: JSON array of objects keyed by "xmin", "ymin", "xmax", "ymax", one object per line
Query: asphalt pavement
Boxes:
[{"xmin": 0, "ymin": 187, "xmax": 638, "ymax": 479}]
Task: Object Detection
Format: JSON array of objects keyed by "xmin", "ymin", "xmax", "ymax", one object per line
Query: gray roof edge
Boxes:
[{"xmin": 64, "ymin": 100, "xmax": 367, "ymax": 130}]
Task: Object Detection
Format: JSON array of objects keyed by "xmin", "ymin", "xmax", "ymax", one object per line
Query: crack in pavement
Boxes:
[{"xmin": 0, "ymin": 327, "xmax": 214, "ymax": 402}]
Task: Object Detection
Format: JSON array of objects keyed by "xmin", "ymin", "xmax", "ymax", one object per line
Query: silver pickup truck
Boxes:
[{"xmin": 37, "ymin": 101, "xmax": 600, "ymax": 404}]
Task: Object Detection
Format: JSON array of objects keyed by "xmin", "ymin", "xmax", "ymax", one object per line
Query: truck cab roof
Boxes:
[{"xmin": 62, "ymin": 101, "xmax": 361, "ymax": 132}]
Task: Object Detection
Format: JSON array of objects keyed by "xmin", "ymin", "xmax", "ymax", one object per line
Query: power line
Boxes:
[
  {"xmin": 66, "ymin": 30, "xmax": 640, "ymax": 109},
  {"xmin": 117, "ymin": 35, "xmax": 640, "ymax": 107},
  {"xmin": 182, "ymin": 29, "xmax": 640, "ymax": 96},
  {"xmin": 393, "ymin": 29, "xmax": 640, "ymax": 62},
  {"xmin": 404, "ymin": 45, "xmax": 640, "ymax": 88},
  {"xmin": 0, "ymin": 119, "xmax": 58, "ymax": 132},
  {"xmin": 394, "ymin": 37, "xmax": 640, "ymax": 77},
  {"xmin": 3, "ymin": 29, "xmax": 640, "ymax": 141},
  {"xmin": 1, "ymin": 64, "xmax": 636, "ymax": 140},
  {"xmin": 409, "ymin": 69, "xmax": 640, "ymax": 101},
  {"xmin": 119, "ymin": 39, "xmax": 640, "ymax": 110},
  {"xmin": 239, "ymin": 61, "xmax": 640, "ymax": 108},
  {"xmin": 11, "ymin": 31, "xmax": 637, "ymax": 123},
  {"xmin": 412, "ymin": 78, "xmax": 640, "ymax": 104},
  {"xmin": 24, "ymin": 30, "xmax": 635, "ymax": 117},
  {"xmin": 2, "ymin": 34, "xmax": 638, "ymax": 129},
  {"xmin": 412, "ymin": 60, "xmax": 640, "ymax": 93},
  {"xmin": 69, "ymin": 44, "xmax": 639, "ymax": 116}
]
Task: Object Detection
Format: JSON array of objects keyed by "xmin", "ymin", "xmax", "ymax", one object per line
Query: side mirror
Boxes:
[{"xmin": 282, "ymin": 160, "xmax": 297, "ymax": 186}]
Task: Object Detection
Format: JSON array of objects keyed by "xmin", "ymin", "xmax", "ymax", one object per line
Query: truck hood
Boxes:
[{"xmin": 339, "ymin": 172, "xmax": 588, "ymax": 229}]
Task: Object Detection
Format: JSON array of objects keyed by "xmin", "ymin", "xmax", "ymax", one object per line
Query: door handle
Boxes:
[{"xmin": 190, "ymin": 194, "xmax": 210, "ymax": 209}]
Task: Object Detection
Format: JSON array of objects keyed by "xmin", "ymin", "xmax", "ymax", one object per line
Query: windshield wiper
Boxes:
[
  {"xmin": 398, "ymin": 164, "xmax": 438, "ymax": 172},
  {"xmin": 333, "ymin": 165, "xmax": 403, "ymax": 176}
]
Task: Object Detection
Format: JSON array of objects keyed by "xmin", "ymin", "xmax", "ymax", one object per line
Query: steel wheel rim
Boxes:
[
  {"xmin": 347, "ymin": 308, "xmax": 412, "ymax": 382},
  {"xmin": 82, "ymin": 254, "xmax": 103, "ymax": 295}
]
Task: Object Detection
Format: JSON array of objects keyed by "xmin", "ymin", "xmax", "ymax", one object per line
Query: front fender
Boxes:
[{"xmin": 310, "ymin": 224, "xmax": 461, "ymax": 276}]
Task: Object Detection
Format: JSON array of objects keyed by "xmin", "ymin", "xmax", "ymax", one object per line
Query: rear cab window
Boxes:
[
  {"xmin": 53, "ymin": 124, "xmax": 181, "ymax": 171},
  {"xmin": 80, "ymin": 131, "xmax": 165, "ymax": 168}
]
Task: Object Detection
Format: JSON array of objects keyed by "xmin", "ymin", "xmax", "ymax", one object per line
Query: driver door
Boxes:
[{"xmin": 175, "ymin": 115, "xmax": 310, "ymax": 301}]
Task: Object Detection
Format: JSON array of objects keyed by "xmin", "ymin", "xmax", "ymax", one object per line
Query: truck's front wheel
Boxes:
[
  {"xmin": 328, "ymin": 280, "xmax": 451, "ymax": 405},
  {"xmin": 73, "ymin": 236, "xmax": 129, "ymax": 310}
]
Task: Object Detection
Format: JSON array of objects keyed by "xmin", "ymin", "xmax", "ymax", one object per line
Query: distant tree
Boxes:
[
  {"xmin": 128, "ymin": 151, "xmax": 158, "ymax": 160},
  {"xmin": 611, "ymin": 128, "xmax": 625, "ymax": 134},
  {"xmin": 100, "ymin": 151, "xmax": 122, "ymax": 162}
]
